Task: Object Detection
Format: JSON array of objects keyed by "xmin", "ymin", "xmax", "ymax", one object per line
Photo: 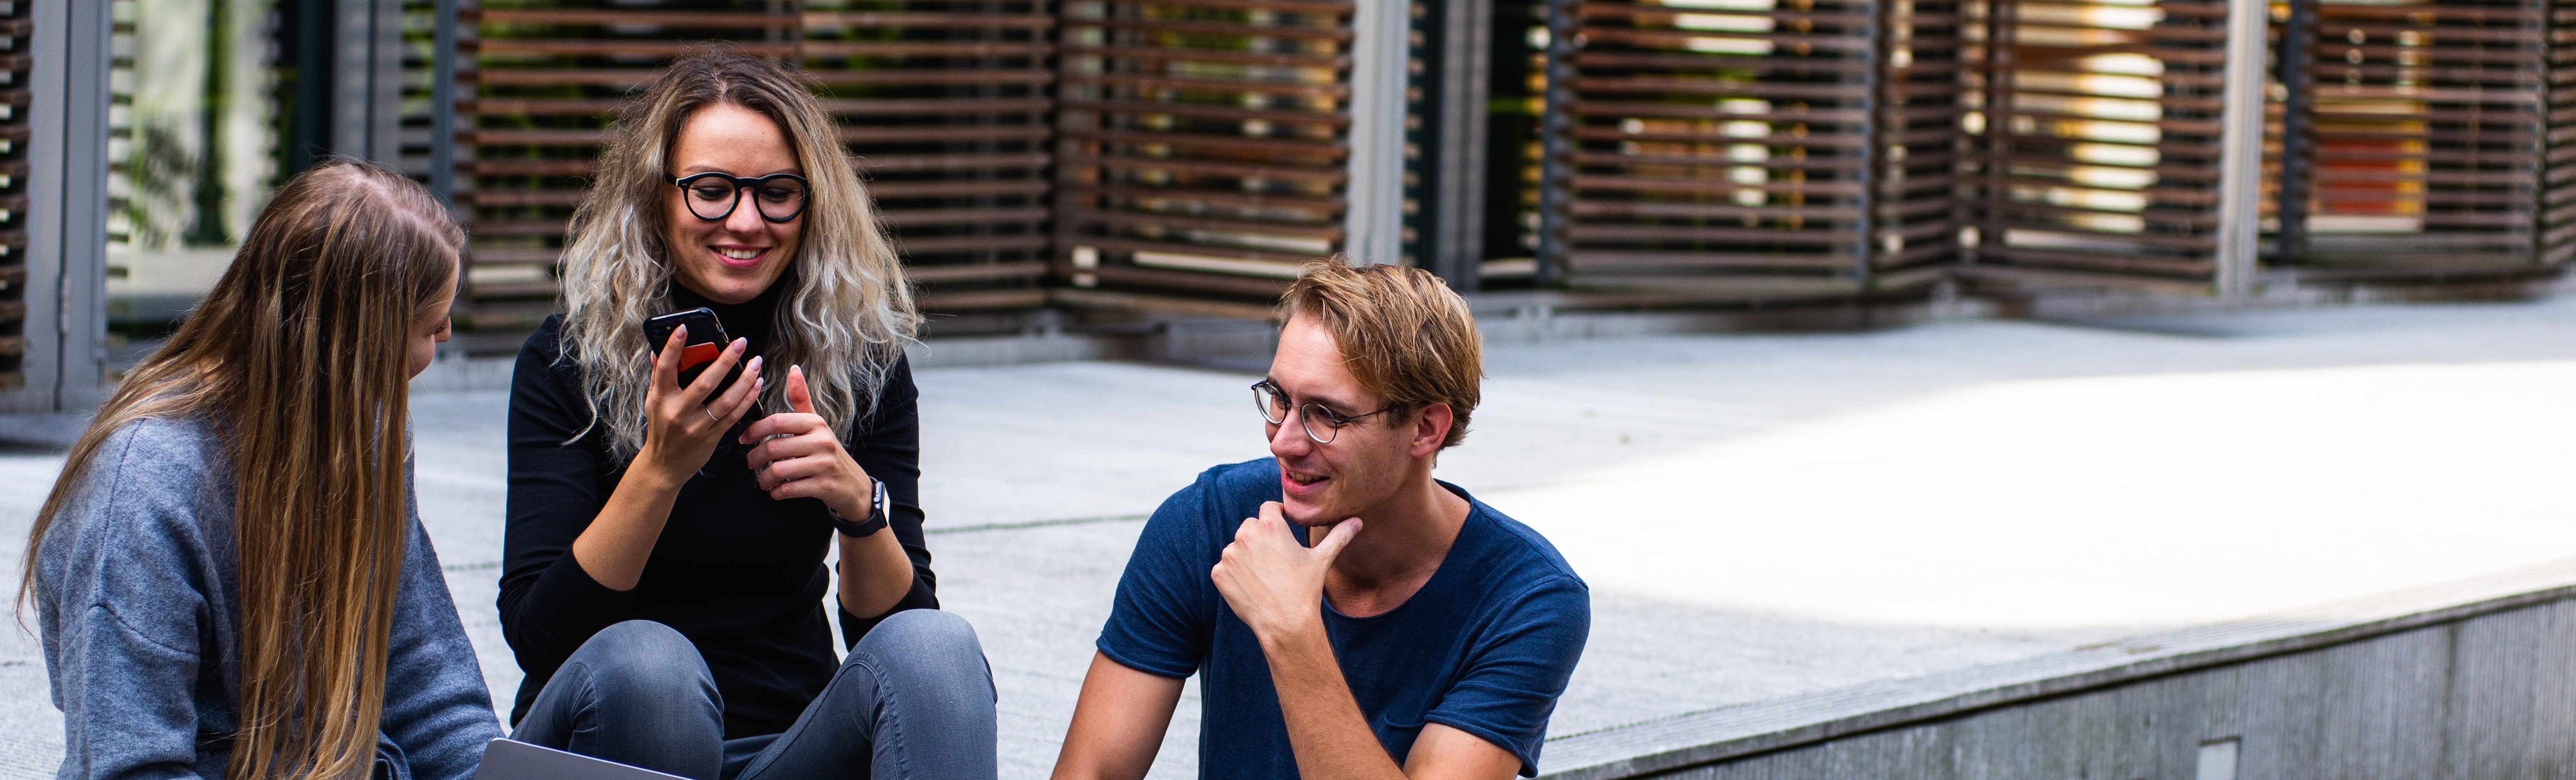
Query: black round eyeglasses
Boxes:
[
  {"xmin": 1253, "ymin": 379, "xmax": 1393, "ymax": 444},
  {"xmin": 673, "ymin": 172, "xmax": 810, "ymax": 223}
]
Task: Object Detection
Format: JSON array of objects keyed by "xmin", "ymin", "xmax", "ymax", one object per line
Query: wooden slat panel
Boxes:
[
  {"xmin": 1552, "ymin": 0, "xmax": 1965, "ymax": 287},
  {"xmin": 459, "ymin": 0, "xmax": 1058, "ymax": 318},
  {"xmin": 1958, "ymin": 0, "xmax": 2231, "ymax": 282},
  {"xmin": 2271, "ymin": 0, "xmax": 2567, "ymax": 269}
]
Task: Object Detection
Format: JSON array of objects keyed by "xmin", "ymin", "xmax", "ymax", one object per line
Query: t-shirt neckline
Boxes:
[{"xmin": 1319, "ymin": 480, "xmax": 1482, "ymax": 623}]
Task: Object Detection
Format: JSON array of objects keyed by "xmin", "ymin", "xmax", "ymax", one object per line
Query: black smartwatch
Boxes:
[{"xmin": 828, "ymin": 478, "xmax": 891, "ymax": 538}]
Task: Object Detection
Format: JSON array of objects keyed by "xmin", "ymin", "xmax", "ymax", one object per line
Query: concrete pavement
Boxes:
[{"xmin": 0, "ymin": 297, "xmax": 2569, "ymax": 777}]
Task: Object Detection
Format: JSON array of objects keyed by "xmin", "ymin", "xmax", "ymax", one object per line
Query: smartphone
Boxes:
[{"xmin": 642, "ymin": 307, "xmax": 730, "ymax": 389}]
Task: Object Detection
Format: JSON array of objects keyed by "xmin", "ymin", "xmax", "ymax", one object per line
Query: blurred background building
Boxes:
[{"xmin": 3, "ymin": 0, "xmax": 2567, "ymax": 409}]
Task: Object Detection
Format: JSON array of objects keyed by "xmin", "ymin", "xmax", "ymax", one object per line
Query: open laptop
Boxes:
[{"xmin": 471, "ymin": 738, "xmax": 689, "ymax": 780}]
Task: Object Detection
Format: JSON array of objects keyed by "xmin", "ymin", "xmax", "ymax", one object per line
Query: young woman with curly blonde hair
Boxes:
[{"xmin": 498, "ymin": 51, "xmax": 994, "ymax": 780}]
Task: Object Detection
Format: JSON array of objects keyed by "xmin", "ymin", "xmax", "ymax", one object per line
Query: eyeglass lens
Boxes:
[
  {"xmin": 683, "ymin": 176, "xmax": 808, "ymax": 221},
  {"xmin": 1253, "ymin": 384, "xmax": 1343, "ymax": 443}
]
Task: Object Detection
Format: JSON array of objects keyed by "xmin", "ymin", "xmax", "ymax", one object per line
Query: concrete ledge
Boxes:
[{"xmin": 1540, "ymin": 559, "xmax": 2576, "ymax": 780}]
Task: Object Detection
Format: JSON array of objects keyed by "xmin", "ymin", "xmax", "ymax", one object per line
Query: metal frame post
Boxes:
[
  {"xmin": 1416, "ymin": 0, "xmax": 1491, "ymax": 289},
  {"xmin": 2212, "ymin": 0, "xmax": 2269, "ymax": 299},
  {"xmin": 2274, "ymin": 0, "xmax": 2314, "ymax": 264},
  {"xmin": 18, "ymin": 0, "xmax": 111, "ymax": 413},
  {"xmin": 1854, "ymin": 0, "xmax": 1884, "ymax": 289},
  {"xmin": 1344, "ymin": 0, "xmax": 1411, "ymax": 265},
  {"xmin": 334, "ymin": 0, "xmax": 405, "ymax": 165},
  {"xmin": 1533, "ymin": 0, "xmax": 1575, "ymax": 286},
  {"xmin": 432, "ymin": 0, "xmax": 460, "ymax": 208}
]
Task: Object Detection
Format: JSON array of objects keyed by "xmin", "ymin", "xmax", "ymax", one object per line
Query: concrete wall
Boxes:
[{"xmin": 1541, "ymin": 563, "xmax": 2576, "ymax": 780}]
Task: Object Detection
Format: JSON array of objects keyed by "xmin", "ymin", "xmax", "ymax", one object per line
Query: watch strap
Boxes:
[{"xmin": 830, "ymin": 479, "xmax": 891, "ymax": 538}]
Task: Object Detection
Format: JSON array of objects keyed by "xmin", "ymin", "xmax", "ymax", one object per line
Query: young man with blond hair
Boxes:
[{"xmin": 1051, "ymin": 259, "xmax": 1592, "ymax": 780}]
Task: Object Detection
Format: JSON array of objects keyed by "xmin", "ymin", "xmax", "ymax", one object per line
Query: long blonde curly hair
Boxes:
[{"xmin": 557, "ymin": 51, "xmax": 918, "ymax": 461}]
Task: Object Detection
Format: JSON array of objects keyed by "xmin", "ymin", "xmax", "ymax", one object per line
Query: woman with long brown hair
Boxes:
[
  {"xmin": 26, "ymin": 161, "xmax": 501, "ymax": 780},
  {"xmin": 498, "ymin": 51, "xmax": 994, "ymax": 780}
]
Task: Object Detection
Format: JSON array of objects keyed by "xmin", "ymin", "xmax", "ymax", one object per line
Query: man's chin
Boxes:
[{"xmin": 1276, "ymin": 498, "xmax": 1345, "ymax": 528}]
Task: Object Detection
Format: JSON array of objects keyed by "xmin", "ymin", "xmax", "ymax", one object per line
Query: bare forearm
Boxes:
[
  {"xmin": 570, "ymin": 455, "xmax": 685, "ymax": 591},
  {"xmin": 1264, "ymin": 628, "xmax": 1410, "ymax": 780},
  {"xmin": 1052, "ymin": 652, "xmax": 1183, "ymax": 780},
  {"xmin": 837, "ymin": 528, "xmax": 915, "ymax": 617}
]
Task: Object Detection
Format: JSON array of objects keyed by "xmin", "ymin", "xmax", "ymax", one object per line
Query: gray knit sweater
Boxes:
[{"xmin": 33, "ymin": 416, "xmax": 502, "ymax": 780}]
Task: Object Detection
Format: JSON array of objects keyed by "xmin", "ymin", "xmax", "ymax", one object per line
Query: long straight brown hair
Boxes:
[{"xmin": 21, "ymin": 161, "xmax": 462, "ymax": 780}]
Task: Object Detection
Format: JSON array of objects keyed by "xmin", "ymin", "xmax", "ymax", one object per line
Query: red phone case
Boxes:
[{"xmin": 681, "ymin": 342, "xmax": 721, "ymax": 370}]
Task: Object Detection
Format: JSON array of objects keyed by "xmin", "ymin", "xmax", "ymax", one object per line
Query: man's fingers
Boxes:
[
  {"xmin": 1313, "ymin": 518, "xmax": 1363, "ymax": 560},
  {"xmin": 1258, "ymin": 501, "xmax": 1300, "ymax": 539},
  {"xmin": 788, "ymin": 364, "xmax": 818, "ymax": 416}
]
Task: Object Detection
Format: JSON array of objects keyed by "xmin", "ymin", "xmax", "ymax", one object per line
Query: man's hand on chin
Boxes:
[{"xmin": 1211, "ymin": 501, "xmax": 1362, "ymax": 648}]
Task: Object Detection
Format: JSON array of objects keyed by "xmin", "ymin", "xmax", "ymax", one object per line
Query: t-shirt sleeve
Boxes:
[
  {"xmin": 1421, "ymin": 576, "xmax": 1591, "ymax": 777},
  {"xmin": 1094, "ymin": 473, "xmax": 1223, "ymax": 679}
]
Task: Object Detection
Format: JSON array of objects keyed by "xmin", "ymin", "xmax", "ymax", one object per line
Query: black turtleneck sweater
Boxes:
[{"xmin": 498, "ymin": 280, "xmax": 938, "ymax": 738}]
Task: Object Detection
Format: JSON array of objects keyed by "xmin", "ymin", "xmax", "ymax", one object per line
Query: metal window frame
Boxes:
[{"xmin": 13, "ymin": 0, "xmax": 111, "ymax": 415}]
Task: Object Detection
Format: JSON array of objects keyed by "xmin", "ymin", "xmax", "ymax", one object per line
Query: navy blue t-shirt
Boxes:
[{"xmin": 1099, "ymin": 459, "xmax": 1591, "ymax": 778}]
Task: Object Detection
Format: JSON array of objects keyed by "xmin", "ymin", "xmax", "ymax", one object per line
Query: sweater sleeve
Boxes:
[
  {"xmin": 378, "ymin": 492, "xmax": 504, "ymax": 780},
  {"xmin": 497, "ymin": 319, "xmax": 638, "ymax": 713},
  {"xmin": 837, "ymin": 355, "xmax": 942, "ymax": 647},
  {"xmin": 37, "ymin": 423, "xmax": 215, "ymax": 780}
]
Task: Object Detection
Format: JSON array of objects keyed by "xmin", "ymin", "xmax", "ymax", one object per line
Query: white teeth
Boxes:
[{"xmin": 717, "ymin": 247, "xmax": 762, "ymax": 260}]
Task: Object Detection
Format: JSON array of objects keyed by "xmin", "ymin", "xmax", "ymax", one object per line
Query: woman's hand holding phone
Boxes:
[
  {"xmin": 638, "ymin": 324, "xmax": 765, "ymax": 481},
  {"xmin": 742, "ymin": 365, "xmax": 874, "ymax": 521}
]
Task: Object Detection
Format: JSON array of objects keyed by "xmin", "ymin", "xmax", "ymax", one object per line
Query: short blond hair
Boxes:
[{"xmin": 1277, "ymin": 258, "xmax": 1483, "ymax": 449}]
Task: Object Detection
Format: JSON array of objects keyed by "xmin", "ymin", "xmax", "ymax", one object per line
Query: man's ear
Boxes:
[{"xmin": 1412, "ymin": 403, "xmax": 1453, "ymax": 458}]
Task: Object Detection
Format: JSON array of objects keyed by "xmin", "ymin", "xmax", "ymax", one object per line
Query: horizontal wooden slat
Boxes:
[
  {"xmin": 820, "ymin": 98, "xmax": 1054, "ymax": 116},
  {"xmin": 1570, "ymin": 224, "xmax": 1860, "ymax": 245},
  {"xmin": 839, "ymin": 125, "xmax": 1051, "ymax": 144},
  {"xmin": 809, "ymin": 70, "xmax": 1056, "ymax": 86},
  {"xmin": 1057, "ymin": 185, "xmax": 1345, "ymax": 214},
  {"xmin": 1084, "ymin": 262, "xmax": 1299, "ymax": 298},
  {"xmin": 868, "ymin": 180, "xmax": 1053, "ymax": 199},
  {"xmin": 1059, "ymin": 128, "xmax": 1347, "ymax": 158},
  {"xmin": 1075, "ymin": 235, "xmax": 1324, "ymax": 264},
  {"xmin": 471, "ymin": 39, "xmax": 797, "ymax": 57},
  {"xmin": 1069, "ymin": 208, "xmax": 1344, "ymax": 239},
  {"xmin": 918, "ymin": 289, "xmax": 1053, "ymax": 310},
  {"xmin": 468, "ymin": 9, "xmax": 795, "ymax": 26},
  {"xmin": 893, "ymin": 235, "xmax": 1051, "ymax": 253},
  {"xmin": 1066, "ymin": 155, "xmax": 1350, "ymax": 184},
  {"xmin": 1060, "ymin": 45, "xmax": 1348, "ymax": 69},
  {"xmin": 805, "ymin": 12, "xmax": 1057, "ymax": 28},
  {"xmin": 1566, "ymin": 250, "xmax": 1857, "ymax": 271},
  {"xmin": 1080, "ymin": 18, "xmax": 1353, "ymax": 39},
  {"xmin": 906, "ymin": 261, "xmax": 1051, "ymax": 284},
  {"xmin": 1061, "ymin": 72, "xmax": 1350, "ymax": 97},
  {"xmin": 1057, "ymin": 99, "xmax": 1350, "ymax": 125},
  {"xmin": 800, "ymin": 42, "xmax": 1055, "ymax": 58},
  {"xmin": 879, "ymin": 206, "xmax": 1053, "ymax": 227}
]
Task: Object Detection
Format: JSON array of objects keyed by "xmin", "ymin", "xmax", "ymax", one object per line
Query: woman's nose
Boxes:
[{"xmin": 724, "ymin": 190, "xmax": 767, "ymax": 233}]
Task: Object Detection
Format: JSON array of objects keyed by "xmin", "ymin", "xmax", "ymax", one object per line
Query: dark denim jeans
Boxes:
[{"xmin": 510, "ymin": 611, "xmax": 998, "ymax": 780}]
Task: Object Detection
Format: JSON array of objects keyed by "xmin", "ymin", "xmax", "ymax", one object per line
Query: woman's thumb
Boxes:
[{"xmin": 788, "ymin": 364, "xmax": 816, "ymax": 414}]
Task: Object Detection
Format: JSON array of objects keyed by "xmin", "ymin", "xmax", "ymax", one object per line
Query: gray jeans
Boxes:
[{"xmin": 510, "ymin": 611, "xmax": 999, "ymax": 780}]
